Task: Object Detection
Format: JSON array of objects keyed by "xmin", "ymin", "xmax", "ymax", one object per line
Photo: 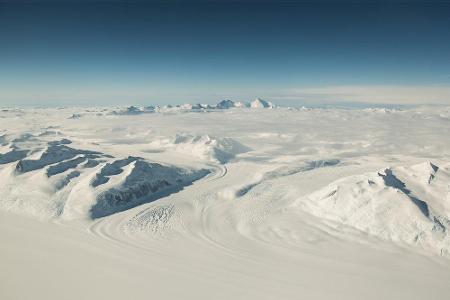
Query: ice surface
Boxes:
[{"xmin": 1, "ymin": 106, "xmax": 450, "ymax": 300}]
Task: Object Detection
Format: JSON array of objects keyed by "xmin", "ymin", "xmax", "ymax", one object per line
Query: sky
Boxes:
[{"xmin": 1, "ymin": 0, "xmax": 450, "ymax": 107}]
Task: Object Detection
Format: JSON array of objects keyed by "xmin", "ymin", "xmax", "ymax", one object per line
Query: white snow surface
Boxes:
[{"xmin": 1, "ymin": 105, "xmax": 450, "ymax": 300}]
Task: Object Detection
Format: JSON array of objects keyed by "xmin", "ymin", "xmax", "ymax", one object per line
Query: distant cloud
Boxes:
[
  {"xmin": 2, "ymin": 83, "xmax": 450, "ymax": 107},
  {"xmin": 276, "ymin": 85, "xmax": 450, "ymax": 105}
]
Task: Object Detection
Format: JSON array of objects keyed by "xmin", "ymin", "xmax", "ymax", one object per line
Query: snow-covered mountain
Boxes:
[
  {"xmin": 108, "ymin": 98, "xmax": 275, "ymax": 115},
  {"xmin": 216, "ymin": 99, "xmax": 237, "ymax": 109},
  {"xmin": 250, "ymin": 98, "xmax": 274, "ymax": 108},
  {"xmin": 296, "ymin": 162, "xmax": 450, "ymax": 256},
  {"xmin": 0, "ymin": 140, "xmax": 209, "ymax": 220}
]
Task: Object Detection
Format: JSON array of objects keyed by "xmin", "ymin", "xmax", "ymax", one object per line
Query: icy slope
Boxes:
[{"xmin": 296, "ymin": 162, "xmax": 450, "ymax": 256}]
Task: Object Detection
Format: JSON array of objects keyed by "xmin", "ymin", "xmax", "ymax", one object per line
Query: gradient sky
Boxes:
[{"xmin": 1, "ymin": 0, "xmax": 450, "ymax": 107}]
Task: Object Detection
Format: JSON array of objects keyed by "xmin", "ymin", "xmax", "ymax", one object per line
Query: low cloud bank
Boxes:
[{"xmin": 276, "ymin": 85, "xmax": 450, "ymax": 105}]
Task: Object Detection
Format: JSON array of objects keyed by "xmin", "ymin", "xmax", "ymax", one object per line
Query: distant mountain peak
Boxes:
[{"xmin": 250, "ymin": 98, "xmax": 274, "ymax": 108}]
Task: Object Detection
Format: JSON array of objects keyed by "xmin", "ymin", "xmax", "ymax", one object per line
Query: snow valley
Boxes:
[{"xmin": 1, "ymin": 102, "xmax": 450, "ymax": 300}]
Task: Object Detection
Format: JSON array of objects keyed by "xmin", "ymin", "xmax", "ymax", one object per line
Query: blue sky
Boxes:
[{"xmin": 1, "ymin": 0, "xmax": 450, "ymax": 107}]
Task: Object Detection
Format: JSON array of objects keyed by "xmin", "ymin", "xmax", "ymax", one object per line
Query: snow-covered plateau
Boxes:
[{"xmin": 1, "ymin": 103, "xmax": 450, "ymax": 299}]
